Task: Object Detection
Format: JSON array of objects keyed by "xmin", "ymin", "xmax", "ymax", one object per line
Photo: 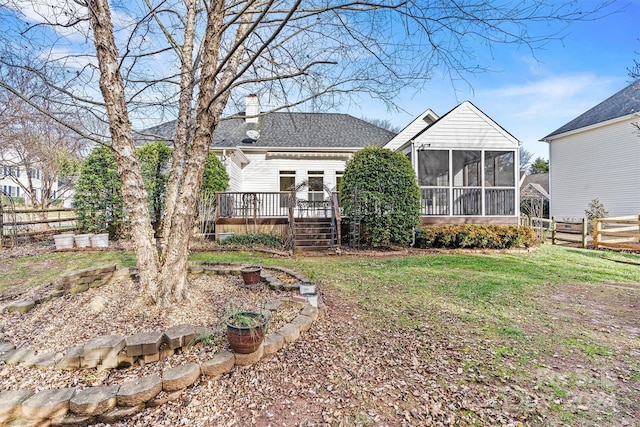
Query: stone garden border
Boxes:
[{"xmin": 0, "ymin": 262, "xmax": 322, "ymax": 426}]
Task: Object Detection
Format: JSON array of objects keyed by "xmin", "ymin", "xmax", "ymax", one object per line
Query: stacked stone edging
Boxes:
[
  {"xmin": 4, "ymin": 264, "xmax": 127, "ymax": 315},
  {"xmin": 0, "ymin": 262, "xmax": 323, "ymax": 426}
]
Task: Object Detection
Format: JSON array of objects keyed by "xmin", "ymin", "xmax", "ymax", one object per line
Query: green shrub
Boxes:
[
  {"xmin": 74, "ymin": 146, "xmax": 126, "ymax": 237},
  {"xmin": 0, "ymin": 196, "xmax": 25, "ymax": 206},
  {"xmin": 415, "ymin": 225, "xmax": 538, "ymax": 249},
  {"xmin": 339, "ymin": 146, "xmax": 421, "ymax": 247},
  {"xmin": 201, "ymin": 152, "xmax": 229, "ymax": 196},
  {"xmin": 138, "ymin": 142, "xmax": 172, "ymax": 234},
  {"xmin": 220, "ymin": 233, "xmax": 282, "ymax": 249}
]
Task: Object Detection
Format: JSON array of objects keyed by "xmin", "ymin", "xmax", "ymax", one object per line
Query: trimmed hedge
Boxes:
[
  {"xmin": 415, "ymin": 225, "xmax": 538, "ymax": 249},
  {"xmin": 220, "ymin": 233, "xmax": 283, "ymax": 249}
]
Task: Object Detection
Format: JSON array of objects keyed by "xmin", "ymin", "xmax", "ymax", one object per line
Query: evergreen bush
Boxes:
[
  {"xmin": 220, "ymin": 233, "xmax": 282, "ymax": 249},
  {"xmin": 339, "ymin": 146, "xmax": 421, "ymax": 247},
  {"xmin": 74, "ymin": 146, "xmax": 126, "ymax": 236},
  {"xmin": 415, "ymin": 225, "xmax": 538, "ymax": 249}
]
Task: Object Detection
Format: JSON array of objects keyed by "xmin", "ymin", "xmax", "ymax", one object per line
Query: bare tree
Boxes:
[
  {"xmin": 0, "ymin": 0, "xmax": 614, "ymax": 304},
  {"xmin": 0, "ymin": 63, "xmax": 83, "ymax": 211},
  {"xmin": 519, "ymin": 147, "xmax": 535, "ymax": 172}
]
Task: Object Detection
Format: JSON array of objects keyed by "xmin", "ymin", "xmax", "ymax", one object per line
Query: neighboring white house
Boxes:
[
  {"xmin": 385, "ymin": 101, "xmax": 521, "ymax": 224},
  {"xmin": 0, "ymin": 151, "xmax": 68, "ymax": 207},
  {"xmin": 541, "ymin": 81, "xmax": 640, "ymax": 219}
]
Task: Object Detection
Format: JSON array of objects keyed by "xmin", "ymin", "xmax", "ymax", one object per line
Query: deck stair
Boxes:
[{"xmin": 294, "ymin": 217, "xmax": 335, "ymax": 252}]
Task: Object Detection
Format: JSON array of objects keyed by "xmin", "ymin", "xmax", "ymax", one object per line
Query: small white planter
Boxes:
[
  {"xmin": 299, "ymin": 282, "xmax": 316, "ymax": 295},
  {"xmin": 53, "ymin": 234, "xmax": 75, "ymax": 250},
  {"xmin": 74, "ymin": 234, "xmax": 93, "ymax": 248},
  {"xmin": 90, "ymin": 233, "xmax": 109, "ymax": 248}
]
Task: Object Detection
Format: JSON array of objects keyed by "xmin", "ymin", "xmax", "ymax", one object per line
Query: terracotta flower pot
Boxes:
[
  {"xmin": 225, "ymin": 312, "xmax": 268, "ymax": 354},
  {"xmin": 240, "ymin": 266, "xmax": 262, "ymax": 286}
]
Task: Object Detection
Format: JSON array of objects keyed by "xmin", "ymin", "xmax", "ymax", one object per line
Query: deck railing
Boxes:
[
  {"xmin": 216, "ymin": 192, "xmax": 333, "ymax": 219},
  {"xmin": 217, "ymin": 192, "xmax": 288, "ymax": 218},
  {"xmin": 420, "ymin": 187, "xmax": 515, "ymax": 216}
]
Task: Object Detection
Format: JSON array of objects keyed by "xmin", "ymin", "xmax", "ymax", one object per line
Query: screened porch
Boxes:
[{"xmin": 416, "ymin": 149, "xmax": 517, "ymax": 222}]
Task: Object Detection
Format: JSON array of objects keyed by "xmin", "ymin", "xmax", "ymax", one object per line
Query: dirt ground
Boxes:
[
  {"xmin": 0, "ymin": 244, "xmax": 638, "ymax": 426},
  {"xmin": 100, "ymin": 282, "xmax": 639, "ymax": 427}
]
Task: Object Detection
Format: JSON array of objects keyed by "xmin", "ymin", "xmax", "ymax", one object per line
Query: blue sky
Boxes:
[
  {"xmin": 344, "ymin": 1, "xmax": 640, "ymax": 161},
  {"xmin": 3, "ymin": 0, "xmax": 638, "ymax": 162}
]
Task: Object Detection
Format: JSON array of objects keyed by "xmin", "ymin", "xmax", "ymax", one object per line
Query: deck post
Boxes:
[
  {"xmin": 551, "ymin": 216, "xmax": 556, "ymax": 245},
  {"xmin": 581, "ymin": 217, "xmax": 587, "ymax": 248},
  {"xmin": 214, "ymin": 192, "xmax": 220, "ymax": 240}
]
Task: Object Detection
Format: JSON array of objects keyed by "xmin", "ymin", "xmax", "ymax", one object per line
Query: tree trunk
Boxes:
[
  {"xmin": 160, "ymin": 0, "xmax": 197, "ymax": 259},
  {"xmin": 87, "ymin": 0, "xmax": 160, "ymax": 303}
]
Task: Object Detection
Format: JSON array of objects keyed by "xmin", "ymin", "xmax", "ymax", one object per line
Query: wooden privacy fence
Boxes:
[
  {"xmin": 593, "ymin": 215, "xmax": 640, "ymax": 250},
  {"xmin": 520, "ymin": 216, "xmax": 587, "ymax": 248}
]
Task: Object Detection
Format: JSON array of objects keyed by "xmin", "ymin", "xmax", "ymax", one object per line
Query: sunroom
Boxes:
[{"xmin": 387, "ymin": 101, "xmax": 520, "ymax": 224}]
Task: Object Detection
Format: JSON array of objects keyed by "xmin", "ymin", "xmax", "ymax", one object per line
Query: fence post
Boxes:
[
  {"xmin": 581, "ymin": 217, "xmax": 587, "ymax": 249},
  {"xmin": 593, "ymin": 219, "xmax": 601, "ymax": 249},
  {"xmin": 551, "ymin": 216, "xmax": 556, "ymax": 245}
]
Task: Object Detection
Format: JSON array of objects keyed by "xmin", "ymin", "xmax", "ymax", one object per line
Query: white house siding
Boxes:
[
  {"xmin": 1, "ymin": 161, "xmax": 63, "ymax": 206},
  {"xmin": 414, "ymin": 102, "xmax": 517, "ymax": 150},
  {"xmin": 384, "ymin": 109, "xmax": 438, "ymax": 152},
  {"xmin": 237, "ymin": 150, "xmax": 351, "ymax": 195},
  {"xmin": 549, "ymin": 117, "xmax": 640, "ymax": 219},
  {"xmin": 224, "ymin": 153, "xmax": 243, "ymax": 191}
]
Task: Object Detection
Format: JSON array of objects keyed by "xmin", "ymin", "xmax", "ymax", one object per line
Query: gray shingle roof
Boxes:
[
  {"xmin": 521, "ymin": 172, "xmax": 549, "ymax": 193},
  {"xmin": 136, "ymin": 112, "xmax": 396, "ymax": 148},
  {"xmin": 544, "ymin": 80, "xmax": 640, "ymax": 139}
]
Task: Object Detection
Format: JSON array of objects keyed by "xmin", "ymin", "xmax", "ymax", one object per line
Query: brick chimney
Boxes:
[{"xmin": 245, "ymin": 94, "xmax": 259, "ymax": 123}]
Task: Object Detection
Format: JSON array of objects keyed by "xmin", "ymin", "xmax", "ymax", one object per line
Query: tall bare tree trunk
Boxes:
[
  {"xmin": 159, "ymin": 0, "xmax": 197, "ymax": 257},
  {"xmin": 88, "ymin": 0, "xmax": 160, "ymax": 302},
  {"xmin": 156, "ymin": 0, "xmax": 256, "ymax": 303}
]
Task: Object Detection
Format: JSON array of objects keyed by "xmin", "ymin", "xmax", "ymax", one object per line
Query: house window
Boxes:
[
  {"xmin": 418, "ymin": 150, "xmax": 449, "ymax": 186},
  {"xmin": 452, "ymin": 151, "xmax": 481, "ymax": 215},
  {"xmin": 417, "ymin": 149, "xmax": 516, "ymax": 217},
  {"xmin": 484, "ymin": 151, "xmax": 515, "ymax": 215},
  {"xmin": 279, "ymin": 171, "xmax": 296, "ymax": 208},
  {"xmin": 308, "ymin": 171, "xmax": 324, "ymax": 202}
]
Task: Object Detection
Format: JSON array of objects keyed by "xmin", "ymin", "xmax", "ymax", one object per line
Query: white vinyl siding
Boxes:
[
  {"xmin": 238, "ymin": 151, "xmax": 349, "ymax": 196},
  {"xmin": 549, "ymin": 117, "xmax": 640, "ymax": 219},
  {"xmin": 413, "ymin": 102, "xmax": 517, "ymax": 150}
]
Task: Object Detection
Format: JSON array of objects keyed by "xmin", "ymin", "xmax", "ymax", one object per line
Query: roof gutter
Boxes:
[{"xmin": 541, "ymin": 112, "xmax": 640, "ymax": 142}]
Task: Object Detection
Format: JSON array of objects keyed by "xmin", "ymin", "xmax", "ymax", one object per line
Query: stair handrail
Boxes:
[
  {"xmin": 331, "ymin": 191, "xmax": 341, "ymax": 250},
  {"xmin": 287, "ymin": 188, "xmax": 297, "ymax": 252}
]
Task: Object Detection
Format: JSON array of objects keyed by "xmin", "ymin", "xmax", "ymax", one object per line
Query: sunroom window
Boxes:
[{"xmin": 417, "ymin": 149, "xmax": 516, "ymax": 217}]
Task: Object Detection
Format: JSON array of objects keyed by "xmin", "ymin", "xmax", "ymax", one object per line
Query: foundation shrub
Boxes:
[
  {"xmin": 220, "ymin": 233, "xmax": 283, "ymax": 249},
  {"xmin": 415, "ymin": 225, "xmax": 538, "ymax": 249}
]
